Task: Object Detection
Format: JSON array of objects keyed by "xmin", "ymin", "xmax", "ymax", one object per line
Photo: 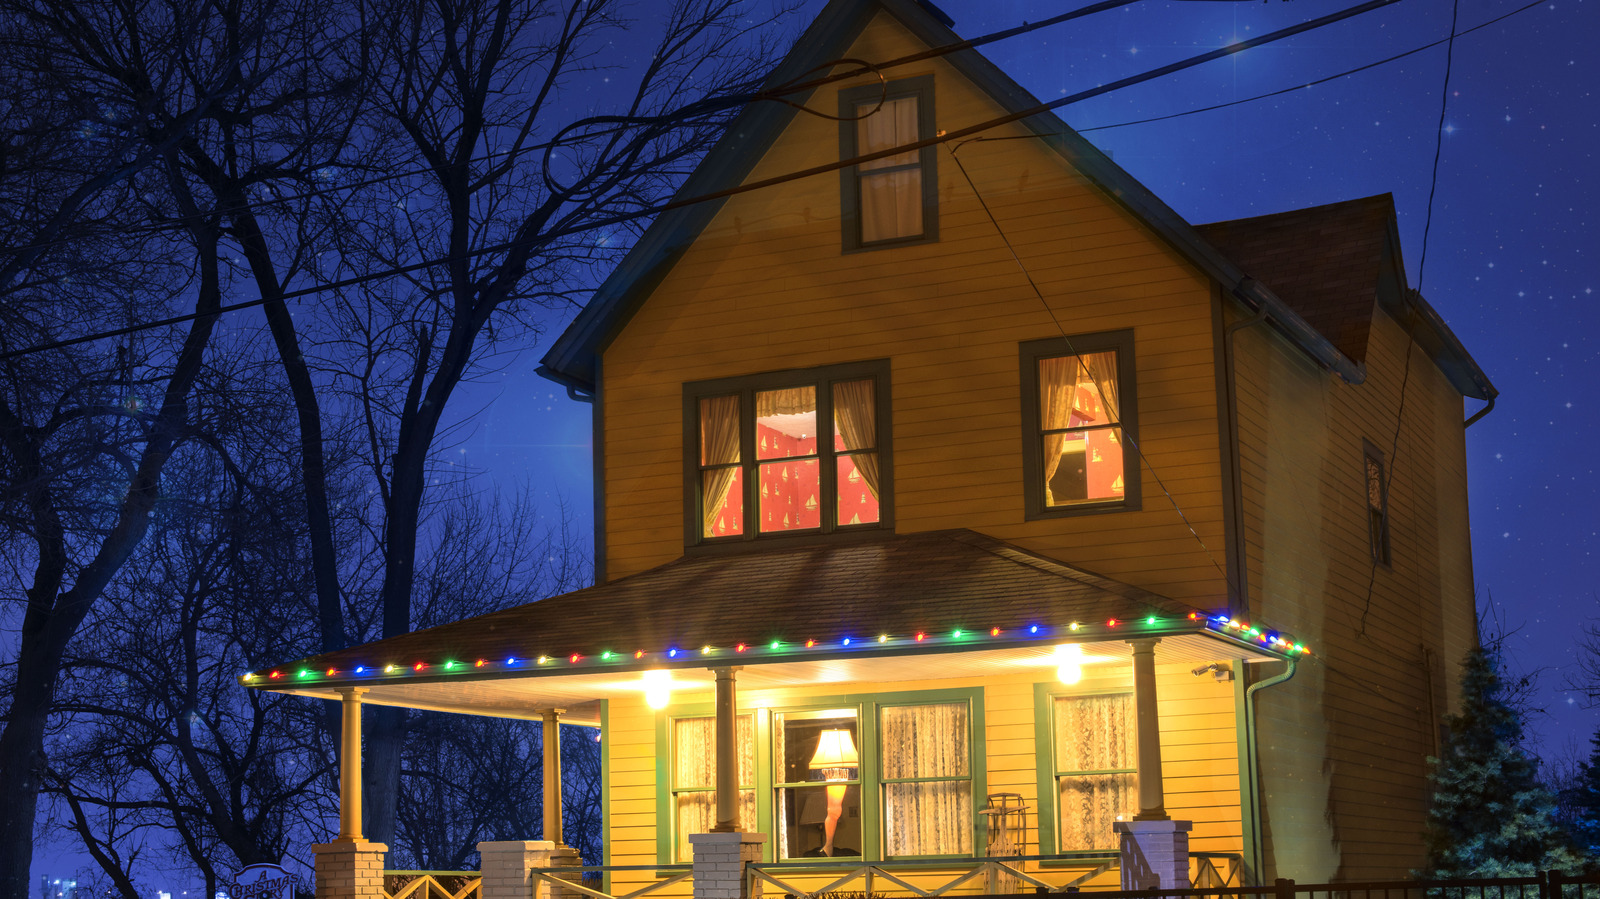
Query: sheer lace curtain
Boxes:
[
  {"xmin": 1053, "ymin": 695, "xmax": 1135, "ymax": 851},
  {"xmin": 856, "ymin": 96, "xmax": 922, "ymax": 243},
  {"xmin": 881, "ymin": 702, "xmax": 971, "ymax": 856},
  {"xmin": 699, "ymin": 396, "xmax": 741, "ymax": 537},
  {"xmin": 673, "ymin": 716, "xmax": 755, "ymax": 861}
]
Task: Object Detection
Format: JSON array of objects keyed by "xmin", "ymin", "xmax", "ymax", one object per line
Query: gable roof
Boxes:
[
  {"xmin": 537, "ymin": 0, "xmax": 1370, "ymax": 394},
  {"xmin": 1197, "ymin": 195, "xmax": 1494, "ymax": 400},
  {"xmin": 245, "ymin": 529, "xmax": 1293, "ymax": 710}
]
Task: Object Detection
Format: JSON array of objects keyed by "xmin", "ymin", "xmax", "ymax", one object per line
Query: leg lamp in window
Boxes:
[{"xmin": 809, "ymin": 729, "xmax": 858, "ymax": 858}]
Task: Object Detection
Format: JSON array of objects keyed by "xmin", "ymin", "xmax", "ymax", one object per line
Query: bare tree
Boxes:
[
  {"xmin": 0, "ymin": 0, "xmax": 358, "ymax": 892},
  {"xmin": 276, "ymin": 0, "xmax": 789, "ymax": 843},
  {"xmin": 41, "ymin": 345, "xmax": 334, "ymax": 898}
]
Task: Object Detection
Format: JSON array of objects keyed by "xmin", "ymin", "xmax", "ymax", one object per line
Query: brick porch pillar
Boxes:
[
  {"xmin": 690, "ymin": 832, "xmax": 765, "ymax": 899},
  {"xmin": 1115, "ymin": 819, "xmax": 1192, "ymax": 890},
  {"xmin": 313, "ymin": 839, "xmax": 388, "ymax": 899},
  {"xmin": 479, "ymin": 840, "xmax": 555, "ymax": 899}
]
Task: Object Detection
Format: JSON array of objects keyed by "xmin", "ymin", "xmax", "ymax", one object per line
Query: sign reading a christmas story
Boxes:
[{"xmin": 230, "ymin": 863, "xmax": 301, "ymax": 899}]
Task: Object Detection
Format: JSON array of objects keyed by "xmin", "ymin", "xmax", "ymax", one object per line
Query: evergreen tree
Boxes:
[
  {"xmin": 1564, "ymin": 730, "xmax": 1600, "ymax": 865},
  {"xmin": 1424, "ymin": 643, "xmax": 1583, "ymax": 877}
]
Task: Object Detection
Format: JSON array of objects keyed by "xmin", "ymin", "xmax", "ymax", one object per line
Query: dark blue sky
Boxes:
[{"xmin": 466, "ymin": 0, "xmax": 1599, "ymax": 759}]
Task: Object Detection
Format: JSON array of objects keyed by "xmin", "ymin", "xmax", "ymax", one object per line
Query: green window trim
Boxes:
[
  {"xmin": 681, "ymin": 359, "xmax": 895, "ymax": 549},
  {"xmin": 1018, "ymin": 330, "xmax": 1142, "ymax": 519},
  {"xmin": 1031, "ymin": 682, "xmax": 1136, "ymax": 860},
  {"xmin": 654, "ymin": 687, "xmax": 984, "ymax": 865},
  {"xmin": 838, "ymin": 75, "xmax": 939, "ymax": 252}
]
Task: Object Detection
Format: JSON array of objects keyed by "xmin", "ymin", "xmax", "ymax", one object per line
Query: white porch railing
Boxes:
[
  {"xmin": 532, "ymin": 864, "xmax": 692, "ymax": 899},
  {"xmin": 383, "ymin": 871, "xmax": 483, "ymax": 899},
  {"xmin": 746, "ymin": 853, "xmax": 1123, "ymax": 898},
  {"xmin": 745, "ymin": 851, "xmax": 1243, "ymax": 897}
]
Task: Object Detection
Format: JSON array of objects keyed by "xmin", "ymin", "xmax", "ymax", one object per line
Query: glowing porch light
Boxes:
[
  {"xmin": 643, "ymin": 669, "xmax": 673, "ymax": 710},
  {"xmin": 1055, "ymin": 644, "xmax": 1084, "ymax": 685}
]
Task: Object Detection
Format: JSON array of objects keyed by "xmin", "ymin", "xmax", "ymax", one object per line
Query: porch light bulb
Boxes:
[
  {"xmin": 1055, "ymin": 644, "xmax": 1084, "ymax": 685},
  {"xmin": 643, "ymin": 670, "xmax": 672, "ymax": 710}
]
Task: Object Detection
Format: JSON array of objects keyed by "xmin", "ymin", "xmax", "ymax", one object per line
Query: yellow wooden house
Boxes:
[{"xmin": 248, "ymin": 0, "xmax": 1495, "ymax": 894}]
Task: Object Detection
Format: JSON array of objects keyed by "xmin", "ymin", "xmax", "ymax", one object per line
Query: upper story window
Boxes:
[
  {"xmin": 839, "ymin": 76, "xmax": 938, "ymax": 251},
  {"xmin": 1019, "ymin": 332, "xmax": 1140, "ymax": 519},
  {"xmin": 686, "ymin": 360, "xmax": 892, "ymax": 545},
  {"xmin": 1364, "ymin": 440, "xmax": 1391, "ymax": 565}
]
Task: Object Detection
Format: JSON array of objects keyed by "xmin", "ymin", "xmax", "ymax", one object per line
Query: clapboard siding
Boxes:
[
  {"xmin": 598, "ymin": 663, "xmax": 1241, "ymax": 884},
  {"xmin": 599, "ymin": 11, "xmax": 1226, "ymax": 606},
  {"xmin": 1232, "ymin": 300, "xmax": 1476, "ymax": 882}
]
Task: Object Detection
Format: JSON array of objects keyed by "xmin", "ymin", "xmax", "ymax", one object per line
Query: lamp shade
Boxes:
[{"xmin": 809, "ymin": 728, "xmax": 859, "ymax": 769}]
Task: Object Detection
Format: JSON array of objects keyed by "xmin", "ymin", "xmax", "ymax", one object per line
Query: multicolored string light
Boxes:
[{"xmin": 239, "ymin": 610, "xmax": 1309, "ymax": 684}]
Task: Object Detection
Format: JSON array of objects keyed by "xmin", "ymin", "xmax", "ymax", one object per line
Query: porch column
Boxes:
[
  {"xmin": 542, "ymin": 709, "xmax": 565, "ymax": 847},
  {"xmin": 1114, "ymin": 638, "xmax": 1191, "ymax": 891},
  {"xmin": 1130, "ymin": 638, "xmax": 1167, "ymax": 820},
  {"xmin": 339, "ymin": 687, "xmax": 368, "ymax": 839},
  {"xmin": 711, "ymin": 666, "xmax": 741, "ymax": 832},
  {"xmin": 315, "ymin": 687, "xmax": 387, "ymax": 899}
]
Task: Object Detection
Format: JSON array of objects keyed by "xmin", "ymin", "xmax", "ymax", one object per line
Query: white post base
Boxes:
[{"xmin": 689, "ymin": 832, "xmax": 766, "ymax": 899}]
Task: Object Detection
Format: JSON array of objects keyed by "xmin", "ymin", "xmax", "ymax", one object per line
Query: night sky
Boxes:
[{"xmin": 466, "ymin": 0, "xmax": 1599, "ymax": 761}]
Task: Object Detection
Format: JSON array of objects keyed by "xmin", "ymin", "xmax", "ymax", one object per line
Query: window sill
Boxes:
[
  {"xmin": 1023, "ymin": 497, "xmax": 1141, "ymax": 521},
  {"xmin": 685, "ymin": 526, "xmax": 896, "ymax": 556}
]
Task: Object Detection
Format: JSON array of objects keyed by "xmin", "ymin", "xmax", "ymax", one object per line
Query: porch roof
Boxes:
[{"xmin": 245, "ymin": 530, "xmax": 1296, "ymax": 721}]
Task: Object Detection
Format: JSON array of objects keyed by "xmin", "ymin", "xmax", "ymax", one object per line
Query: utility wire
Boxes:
[
  {"xmin": 1, "ymin": 0, "xmax": 1402, "ymax": 363},
  {"xmin": 1358, "ymin": 0, "xmax": 1459, "ymax": 638},
  {"xmin": 944, "ymin": 144, "xmax": 1235, "ymax": 592},
  {"xmin": 1075, "ymin": 0, "xmax": 1543, "ymax": 136},
  {"xmin": 0, "ymin": 0, "xmax": 1146, "ymax": 259}
]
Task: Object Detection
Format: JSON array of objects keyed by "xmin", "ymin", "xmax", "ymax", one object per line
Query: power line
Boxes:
[
  {"xmin": 1, "ymin": 0, "xmax": 1402, "ymax": 363},
  {"xmin": 1, "ymin": 0, "xmax": 1147, "ymax": 259},
  {"xmin": 1074, "ymin": 0, "xmax": 1545, "ymax": 136},
  {"xmin": 944, "ymin": 143, "xmax": 1236, "ymax": 593},
  {"xmin": 1359, "ymin": 0, "xmax": 1460, "ymax": 637}
]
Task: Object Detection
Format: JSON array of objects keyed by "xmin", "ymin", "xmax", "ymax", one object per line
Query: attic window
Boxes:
[
  {"xmin": 686, "ymin": 360, "xmax": 892, "ymax": 545},
  {"xmin": 839, "ymin": 77, "xmax": 938, "ymax": 251}
]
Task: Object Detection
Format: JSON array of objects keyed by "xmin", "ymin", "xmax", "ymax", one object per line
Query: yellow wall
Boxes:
[
  {"xmin": 1231, "ymin": 301, "xmax": 1478, "ymax": 881},
  {"xmin": 601, "ymin": 662, "xmax": 1241, "ymax": 895},
  {"xmin": 591, "ymin": 5, "xmax": 1478, "ymax": 887},
  {"xmin": 599, "ymin": 10, "xmax": 1229, "ymax": 607}
]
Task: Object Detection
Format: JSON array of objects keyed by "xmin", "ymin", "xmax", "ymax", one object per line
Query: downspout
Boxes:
[
  {"xmin": 1241, "ymin": 658, "xmax": 1297, "ymax": 885},
  {"xmin": 1221, "ymin": 291, "xmax": 1276, "ymax": 885}
]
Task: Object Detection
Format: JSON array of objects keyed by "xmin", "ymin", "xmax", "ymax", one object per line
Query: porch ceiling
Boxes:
[{"xmin": 247, "ymin": 529, "xmax": 1303, "ymax": 721}]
